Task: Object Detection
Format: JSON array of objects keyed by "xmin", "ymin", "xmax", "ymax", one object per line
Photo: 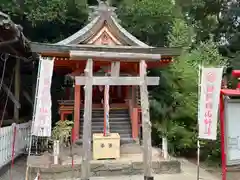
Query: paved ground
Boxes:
[
  {"xmin": 0, "ymin": 156, "xmax": 223, "ymax": 180},
  {"xmin": 0, "ymin": 156, "xmax": 26, "ymax": 180}
]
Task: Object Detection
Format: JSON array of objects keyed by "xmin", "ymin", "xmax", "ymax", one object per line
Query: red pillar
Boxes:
[
  {"xmin": 74, "ymin": 85, "xmax": 81, "ymax": 141},
  {"xmin": 219, "ymin": 93, "xmax": 226, "ymax": 180},
  {"xmin": 132, "ymin": 108, "xmax": 139, "ymax": 140}
]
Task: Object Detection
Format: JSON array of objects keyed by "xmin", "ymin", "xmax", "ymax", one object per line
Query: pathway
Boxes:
[
  {"xmin": 0, "ymin": 156, "xmax": 223, "ymax": 180},
  {"xmin": 0, "ymin": 156, "xmax": 26, "ymax": 180}
]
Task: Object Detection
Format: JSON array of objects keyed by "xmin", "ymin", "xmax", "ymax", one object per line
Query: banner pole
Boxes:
[
  {"xmin": 197, "ymin": 140, "xmax": 200, "ymax": 180},
  {"xmin": 197, "ymin": 65, "xmax": 202, "ymax": 180}
]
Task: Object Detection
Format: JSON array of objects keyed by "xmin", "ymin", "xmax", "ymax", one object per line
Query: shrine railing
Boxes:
[{"xmin": 0, "ymin": 121, "xmax": 31, "ymax": 169}]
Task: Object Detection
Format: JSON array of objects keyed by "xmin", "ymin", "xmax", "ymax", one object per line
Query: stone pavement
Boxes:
[
  {"xmin": 0, "ymin": 155, "xmax": 222, "ymax": 180},
  {"xmin": 0, "ymin": 156, "xmax": 26, "ymax": 180},
  {"xmin": 88, "ymin": 158, "xmax": 220, "ymax": 180}
]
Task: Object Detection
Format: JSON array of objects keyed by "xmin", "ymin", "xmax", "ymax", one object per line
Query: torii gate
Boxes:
[{"xmin": 74, "ymin": 57, "xmax": 160, "ymax": 180}]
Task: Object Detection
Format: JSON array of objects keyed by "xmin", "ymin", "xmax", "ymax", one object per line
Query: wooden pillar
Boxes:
[
  {"xmin": 139, "ymin": 60, "xmax": 153, "ymax": 180},
  {"xmin": 81, "ymin": 59, "xmax": 93, "ymax": 180},
  {"xmin": 14, "ymin": 59, "xmax": 20, "ymax": 121},
  {"xmin": 74, "ymin": 84, "xmax": 80, "ymax": 141}
]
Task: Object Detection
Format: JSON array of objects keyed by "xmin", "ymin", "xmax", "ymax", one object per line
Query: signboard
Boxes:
[
  {"xmin": 198, "ymin": 67, "xmax": 223, "ymax": 140},
  {"xmin": 224, "ymin": 99, "xmax": 240, "ymax": 166},
  {"xmin": 32, "ymin": 57, "xmax": 54, "ymax": 137}
]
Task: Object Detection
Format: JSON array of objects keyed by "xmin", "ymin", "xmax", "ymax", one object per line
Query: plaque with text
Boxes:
[{"xmin": 225, "ymin": 99, "xmax": 240, "ymax": 166}]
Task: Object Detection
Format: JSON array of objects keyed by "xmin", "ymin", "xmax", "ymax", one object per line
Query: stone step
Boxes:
[
  {"xmin": 80, "ymin": 113, "xmax": 130, "ymax": 118},
  {"xmin": 79, "ymin": 127, "xmax": 132, "ymax": 133},
  {"xmin": 80, "ymin": 112, "xmax": 129, "ymax": 115},
  {"xmin": 80, "ymin": 117, "xmax": 130, "ymax": 122},
  {"xmin": 79, "ymin": 109, "xmax": 132, "ymax": 140},
  {"xmin": 80, "ymin": 109, "xmax": 129, "ymax": 113},
  {"xmin": 80, "ymin": 126, "xmax": 132, "ymax": 133},
  {"xmin": 79, "ymin": 133, "xmax": 132, "ymax": 139},
  {"xmin": 80, "ymin": 121, "xmax": 131, "ymax": 125},
  {"xmin": 80, "ymin": 124, "xmax": 131, "ymax": 131},
  {"xmin": 75, "ymin": 137, "xmax": 135, "ymax": 145}
]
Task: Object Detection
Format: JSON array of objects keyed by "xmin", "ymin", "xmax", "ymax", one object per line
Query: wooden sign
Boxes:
[
  {"xmin": 224, "ymin": 98, "xmax": 240, "ymax": 166},
  {"xmin": 75, "ymin": 76, "xmax": 160, "ymax": 86}
]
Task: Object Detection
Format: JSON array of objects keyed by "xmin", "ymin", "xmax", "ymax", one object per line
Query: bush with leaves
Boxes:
[{"xmin": 52, "ymin": 120, "xmax": 74, "ymax": 147}]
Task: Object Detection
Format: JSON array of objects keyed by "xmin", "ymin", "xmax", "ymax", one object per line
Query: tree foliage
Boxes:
[
  {"xmin": 0, "ymin": 0, "xmax": 88, "ymax": 42},
  {"xmin": 117, "ymin": 0, "xmax": 176, "ymax": 46}
]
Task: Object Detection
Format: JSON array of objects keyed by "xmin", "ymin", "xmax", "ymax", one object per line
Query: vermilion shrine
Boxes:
[
  {"xmin": 30, "ymin": 1, "xmax": 181, "ymax": 143},
  {"xmin": 29, "ymin": 2, "xmax": 181, "ymax": 180}
]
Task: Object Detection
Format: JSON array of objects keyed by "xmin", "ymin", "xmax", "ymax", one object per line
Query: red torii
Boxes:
[{"xmin": 220, "ymin": 70, "xmax": 240, "ymax": 180}]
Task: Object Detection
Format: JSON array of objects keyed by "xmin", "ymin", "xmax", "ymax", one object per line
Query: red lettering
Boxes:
[
  {"xmin": 206, "ymin": 93, "xmax": 212, "ymax": 101},
  {"xmin": 205, "ymin": 102, "xmax": 212, "ymax": 109},
  {"xmin": 204, "ymin": 118, "xmax": 212, "ymax": 135},
  {"xmin": 40, "ymin": 108, "xmax": 48, "ymax": 113},
  {"xmin": 206, "ymin": 85, "xmax": 214, "ymax": 93},
  {"xmin": 205, "ymin": 110, "xmax": 212, "ymax": 118},
  {"xmin": 206, "ymin": 72, "xmax": 216, "ymax": 83}
]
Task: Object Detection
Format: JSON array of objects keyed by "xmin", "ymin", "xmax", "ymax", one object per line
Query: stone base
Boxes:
[
  {"xmin": 144, "ymin": 176, "xmax": 154, "ymax": 180},
  {"xmin": 27, "ymin": 144, "xmax": 181, "ymax": 180},
  {"xmin": 29, "ymin": 160, "xmax": 180, "ymax": 180}
]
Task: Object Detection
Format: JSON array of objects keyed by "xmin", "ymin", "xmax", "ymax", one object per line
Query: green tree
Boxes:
[
  {"xmin": 150, "ymin": 17, "xmax": 226, "ymax": 156},
  {"xmin": 0, "ymin": 0, "xmax": 88, "ymax": 42},
  {"xmin": 117, "ymin": 0, "xmax": 176, "ymax": 46}
]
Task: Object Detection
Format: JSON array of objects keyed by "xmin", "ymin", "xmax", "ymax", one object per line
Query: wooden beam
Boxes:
[
  {"xmin": 14, "ymin": 58, "xmax": 20, "ymax": 121},
  {"xmin": 75, "ymin": 76, "xmax": 160, "ymax": 86},
  {"xmin": 30, "ymin": 42, "xmax": 182, "ymax": 56},
  {"xmin": 81, "ymin": 58, "xmax": 93, "ymax": 180},
  {"xmin": 23, "ymin": 90, "xmax": 33, "ymax": 106},
  {"xmin": 139, "ymin": 60, "xmax": 152, "ymax": 179},
  {"xmin": 2, "ymin": 83, "xmax": 21, "ymax": 109},
  {"xmin": 70, "ymin": 50, "xmax": 161, "ymax": 61}
]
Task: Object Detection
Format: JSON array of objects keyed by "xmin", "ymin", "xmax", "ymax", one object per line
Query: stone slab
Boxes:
[{"xmin": 27, "ymin": 144, "xmax": 181, "ymax": 180}]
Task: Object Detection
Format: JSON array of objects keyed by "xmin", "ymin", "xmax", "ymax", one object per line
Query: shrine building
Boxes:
[{"xmin": 30, "ymin": 2, "xmax": 181, "ymax": 142}]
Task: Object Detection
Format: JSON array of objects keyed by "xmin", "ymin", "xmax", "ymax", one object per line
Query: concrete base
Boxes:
[
  {"xmin": 27, "ymin": 144, "xmax": 181, "ymax": 180},
  {"xmin": 144, "ymin": 176, "xmax": 154, "ymax": 180}
]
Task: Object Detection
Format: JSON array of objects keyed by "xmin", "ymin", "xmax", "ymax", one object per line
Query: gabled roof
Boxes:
[{"xmin": 56, "ymin": 2, "xmax": 149, "ymax": 47}]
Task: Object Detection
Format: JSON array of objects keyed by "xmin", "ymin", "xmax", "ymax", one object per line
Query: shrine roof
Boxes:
[
  {"xmin": 0, "ymin": 11, "xmax": 32, "ymax": 60},
  {"xmin": 221, "ymin": 89, "xmax": 240, "ymax": 96},
  {"xmin": 55, "ymin": 2, "xmax": 149, "ymax": 47},
  {"xmin": 30, "ymin": 42, "xmax": 181, "ymax": 57}
]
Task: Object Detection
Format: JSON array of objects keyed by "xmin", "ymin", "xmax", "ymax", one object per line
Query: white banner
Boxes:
[
  {"xmin": 32, "ymin": 57, "xmax": 54, "ymax": 137},
  {"xmin": 198, "ymin": 67, "xmax": 223, "ymax": 140}
]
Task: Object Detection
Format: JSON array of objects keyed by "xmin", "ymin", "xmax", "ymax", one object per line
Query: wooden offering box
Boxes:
[{"xmin": 93, "ymin": 133, "xmax": 120, "ymax": 160}]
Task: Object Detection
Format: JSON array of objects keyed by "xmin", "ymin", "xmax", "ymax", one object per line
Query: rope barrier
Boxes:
[
  {"xmin": 0, "ymin": 68, "xmax": 14, "ymax": 128},
  {"xmin": 0, "ymin": 53, "xmax": 8, "ymax": 91}
]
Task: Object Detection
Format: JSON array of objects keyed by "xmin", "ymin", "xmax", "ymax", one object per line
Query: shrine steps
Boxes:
[{"xmin": 79, "ymin": 108, "xmax": 134, "ymax": 143}]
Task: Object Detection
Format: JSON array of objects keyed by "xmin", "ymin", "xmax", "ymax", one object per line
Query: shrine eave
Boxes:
[
  {"xmin": 221, "ymin": 89, "xmax": 240, "ymax": 96},
  {"xmin": 30, "ymin": 42, "xmax": 182, "ymax": 58}
]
